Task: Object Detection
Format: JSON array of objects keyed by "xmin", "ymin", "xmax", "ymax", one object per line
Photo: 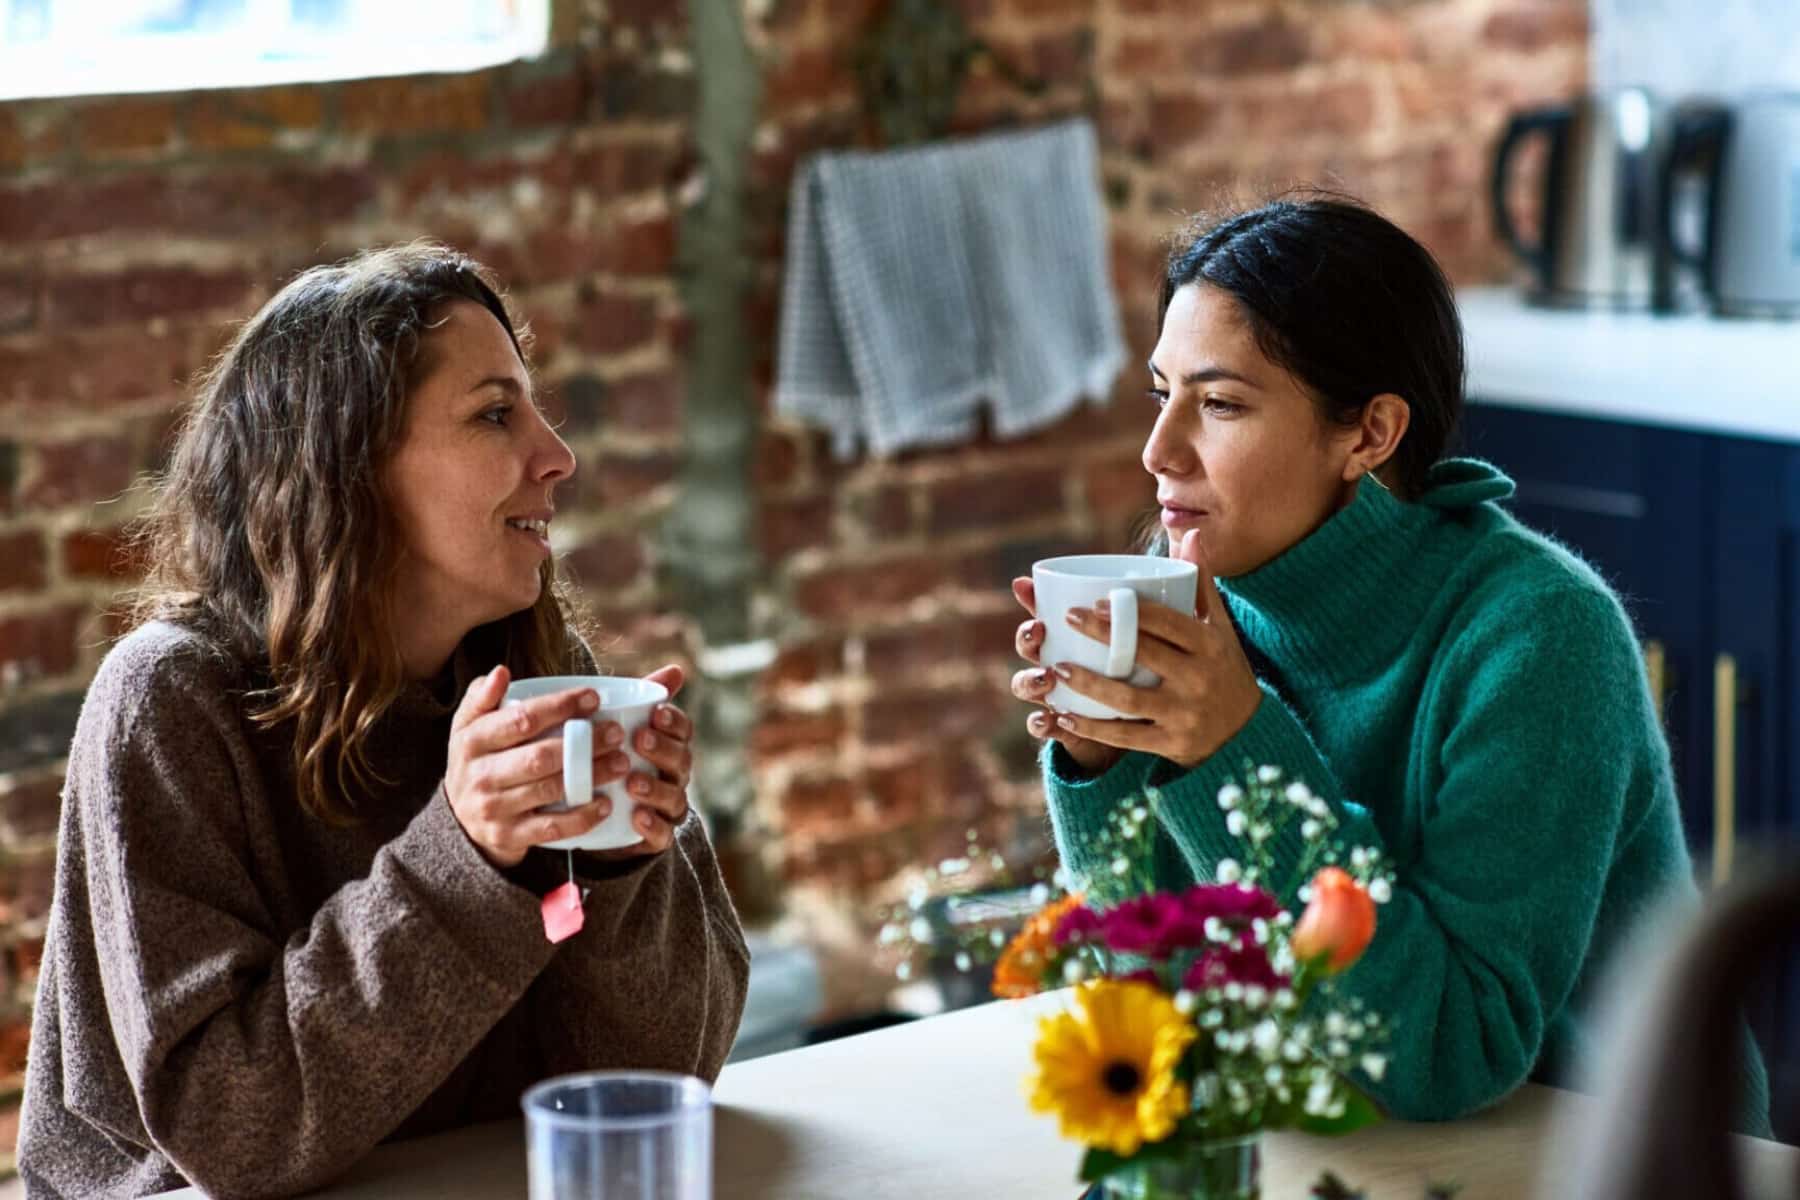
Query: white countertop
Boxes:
[{"xmin": 1459, "ymin": 286, "xmax": 1800, "ymax": 444}]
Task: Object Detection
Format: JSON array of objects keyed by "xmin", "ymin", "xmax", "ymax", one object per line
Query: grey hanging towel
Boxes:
[{"xmin": 775, "ymin": 118, "xmax": 1126, "ymax": 458}]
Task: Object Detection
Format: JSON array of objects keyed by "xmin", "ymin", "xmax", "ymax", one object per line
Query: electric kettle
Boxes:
[
  {"xmin": 1661, "ymin": 91, "xmax": 1800, "ymax": 318},
  {"xmin": 1490, "ymin": 87, "xmax": 1676, "ymax": 309}
]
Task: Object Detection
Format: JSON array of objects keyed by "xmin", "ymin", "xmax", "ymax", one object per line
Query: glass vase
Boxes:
[{"xmin": 1099, "ymin": 1133, "xmax": 1261, "ymax": 1200}]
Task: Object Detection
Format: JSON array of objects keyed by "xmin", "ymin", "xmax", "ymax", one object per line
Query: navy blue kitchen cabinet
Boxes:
[{"xmin": 1463, "ymin": 401, "xmax": 1800, "ymax": 1138}]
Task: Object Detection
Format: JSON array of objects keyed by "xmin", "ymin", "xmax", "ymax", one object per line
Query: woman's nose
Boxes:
[
  {"xmin": 533, "ymin": 419, "xmax": 577, "ymax": 484},
  {"xmin": 1142, "ymin": 408, "xmax": 1194, "ymax": 478}
]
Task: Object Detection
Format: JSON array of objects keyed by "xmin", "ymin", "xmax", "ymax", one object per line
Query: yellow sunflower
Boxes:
[{"xmin": 1026, "ymin": 979, "xmax": 1196, "ymax": 1156}]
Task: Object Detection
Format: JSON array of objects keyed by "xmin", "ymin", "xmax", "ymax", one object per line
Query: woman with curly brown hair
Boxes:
[{"xmin": 17, "ymin": 243, "xmax": 750, "ymax": 1198}]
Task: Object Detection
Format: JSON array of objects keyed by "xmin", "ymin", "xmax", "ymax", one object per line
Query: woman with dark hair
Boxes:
[
  {"xmin": 18, "ymin": 243, "xmax": 750, "ymax": 1197},
  {"xmin": 1010, "ymin": 194, "xmax": 1770, "ymax": 1131}
]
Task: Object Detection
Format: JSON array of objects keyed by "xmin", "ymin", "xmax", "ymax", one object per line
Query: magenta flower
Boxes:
[
  {"xmin": 1052, "ymin": 903, "xmax": 1103, "ymax": 946},
  {"xmin": 1181, "ymin": 941, "xmax": 1288, "ymax": 992},
  {"xmin": 1097, "ymin": 893, "xmax": 1211, "ymax": 959}
]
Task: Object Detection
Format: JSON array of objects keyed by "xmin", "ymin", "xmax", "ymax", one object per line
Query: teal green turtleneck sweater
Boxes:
[{"xmin": 1042, "ymin": 458, "xmax": 1770, "ymax": 1132}]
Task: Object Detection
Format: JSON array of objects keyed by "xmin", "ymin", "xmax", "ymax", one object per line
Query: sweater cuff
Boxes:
[
  {"xmin": 1041, "ymin": 743, "xmax": 1156, "ymax": 867},
  {"xmin": 1150, "ymin": 686, "xmax": 1369, "ymax": 896},
  {"xmin": 390, "ymin": 783, "xmax": 555, "ymax": 992}
]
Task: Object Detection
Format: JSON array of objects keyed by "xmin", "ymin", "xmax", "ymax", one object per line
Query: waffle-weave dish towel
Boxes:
[{"xmin": 775, "ymin": 118, "xmax": 1125, "ymax": 458}]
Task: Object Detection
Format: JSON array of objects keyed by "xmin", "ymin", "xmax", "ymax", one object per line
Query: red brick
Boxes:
[
  {"xmin": 0, "ymin": 1020, "xmax": 26, "ymax": 1090},
  {"xmin": 340, "ymin": 72, "xmax": 495, "ymax": 136},
  {"xmin": 46, "ymin": 265, "xmax": 252, "ymax": 329},
  {"xmin": 1483, "ymin": 4, "xmax": 1588, "ymax": 52},
  {"xmin": 0, "ymin": 1092, "xmax": 19, "ymax": 1160},
  {"xmin": 863, "ymin": 685, "xmax": 1009, "ymax": 748},
  {"xmin": 1024, "ymin": 30, "xmax": 1090, "ymax": 85},
  {"xmin": 0, "ymin": 606, "xmax": 85, "ymax": 680},
  {"xmin": 778, "ymin": 774, "xmax": 857, "ymax": 838},
  {"xmin": 565, "ymin": 532, "xmax": 647, "ymax": 590},
  {"xmin": 576, "ymin": 452, "xmax": 680, "ymax": 506},
  {"xmin": 761, "ymin": 493, "xmax": 834, "ymax": 561},
  {"xmin": 0, "ymin": 270, "xmax": 38, "ymax": 335},
  {"xmin": 1145, "ymin": 94, "xmax": 1222, "ymax": 154},
  {"xmin": 750, "ymin": 709, "xmax": 847, "ymax": 763},
  {"xmin": 599, "ymin": 213, "xmax": 678, "ymax": 277},
  {"xmin": 570, "ymin": 140, "xmax": 675, "ymax": 195},
  {"xmin": 0, "ymin": 770, "xmax": 65, "ymax": 848},
  {"xmin": 850, "ymin": 485, "xmax": 913, "ymax": 538},
  {"xmin": 0, "ymin": 167, "xmax": 377, "ymax": 242},
  {"xmin": 795, "ymin": 556, "xmax": 948, "ymax": 620},
  {"xmin": 10, "ymin": 935, "xmax": 43, "ymax": 996},
  {"xmin": 755, "ymin": 430, "xmax": 806, "ymax": 491},
  {"xmin": 766, "ymin": 45, "xmax": 853, "ymax": 110},
  {"xmin": 926, "ymin": 465, "xmax": 1065, "ymax": 535},
  {"xmin": 604, "ymin": 372, "xmax": 683, "ymax": 435},
  {"xmin": 74, "ymin": 96, "xmax": 180, "ymax": 159},
  {"xmin": 781, "ymin": 834, "xmax": 914, "ymax": 890},
  {"xmin": 505, "ymin": 60, "xmax": 593, "ymax": 127},
  {"xmin": 571, "ymin": 291, "xmax": 660, "ymax": 356},
  {"xmin": 1004, "ymin": 0, "xmax": 1091, "ymax": 17},
  {"xmin": 1083, "ymin": 454, "xmax": 1154, "ymax": 521},
  {"xmin": 187, "ymin": 86, "xmax": 326, "ymax": 151},
  {"xmin": 758, "ymin": 637, "xmax": 844, "ymax": 693},
  {"xmin": 863, "ymin": 612, "xmax": 1023, "ymax": 677},
  {"xmin": 0, "ymin": 529, "xmax": 47, "ymax": 592},
  {"xmin": 0, "ymin": 855, "xmax": 54, "ymax": 927},
  {"xmin": 1191, "ymin": 15, "xmax": 1312, "ymax": 76},
  {"xmin": 19, "ymin": 436, "xmax": 136, "ymax": 511}
]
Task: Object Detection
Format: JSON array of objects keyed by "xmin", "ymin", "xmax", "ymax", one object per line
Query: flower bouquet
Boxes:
[{"xmin": 995, "ymin": 766, "xmax": 1396, "ymax": 1200}]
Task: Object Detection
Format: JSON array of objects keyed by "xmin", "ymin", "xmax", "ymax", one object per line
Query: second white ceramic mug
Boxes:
[
  {"xmin": 502, "ymin": 674, "xmax": 670, "ymax": 851},
  {"xmin": 1031, "ymin": 554, "xmax": 1200, "ymax": 720}
]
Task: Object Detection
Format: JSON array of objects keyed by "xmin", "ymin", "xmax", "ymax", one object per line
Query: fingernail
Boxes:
[
  {"xmin": 630, "ymin": 776, "xmax": 651, "ymax": 796},
  {"xmin": 1035, "ymin": 668, "xmax": 1054, "ymax": 687},
  {"xmin": 656, "ymin": 707, "xmax": 675, "ymax": 730},
  {"xmin": 1056, "ymin": 716, "xmax": 1076, "ymax": 731},
  {"xmin": 601, "ymin": 724, "xmax": 624, "ymax": 747},
  {"xmin": 1065, "ymin": 609, "xmax": 1085, "ymax": 627},
  {"xmin": 1095, "ymin": 598, "xmax": 1110, "ymax": 613},
  {"xmin": 639, "ymin": 730, "xmax": 658, "ymax": 752},
  {"xmin": 579, "ymin": 691, "xmax": 598, "ymax": 713},
  {"xmin": 607, "ymin": 752, "xmax": 630, "ymax": 773},
  {"xmin": 1051, "ymin": 663, "xmax": 1072, "ymax": 680}
]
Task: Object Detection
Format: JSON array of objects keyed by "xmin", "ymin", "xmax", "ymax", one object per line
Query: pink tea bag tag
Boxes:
[{"xmin": 540, "ymin": 851, "xmax": 588, "ymax": 944}]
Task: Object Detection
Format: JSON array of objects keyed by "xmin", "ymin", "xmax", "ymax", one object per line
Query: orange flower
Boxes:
[
  {"xmin": 993, "ymin": 893, "xmax": 1087, "ymax": 999},
  {"xmin": 1290, "ymin": 867, "xmax": 1376, "ymax": 974}
]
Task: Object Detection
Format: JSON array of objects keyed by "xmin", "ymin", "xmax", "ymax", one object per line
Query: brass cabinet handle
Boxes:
[
  {"xmin": 1643, "ymin": 639, "xmax": 1667, "ymax": 724},
  {"xmin": 1712, "ymin": 654, "xmax": 1738, "ymax": 885}
]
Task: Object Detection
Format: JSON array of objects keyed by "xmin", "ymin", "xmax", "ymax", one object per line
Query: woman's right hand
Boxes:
[
  {"xmin": 445, "ymin": 665, "xmax": 621, "ymax": 869},
  {"xmin": 1010, "ymin": 578, "xmax": 1125, "ymax": 776}
]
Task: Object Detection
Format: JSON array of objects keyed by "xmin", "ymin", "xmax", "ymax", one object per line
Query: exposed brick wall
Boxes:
[{"xmin": 0, "ymin": 0, "xmax": 1585, "ymax": 1171}]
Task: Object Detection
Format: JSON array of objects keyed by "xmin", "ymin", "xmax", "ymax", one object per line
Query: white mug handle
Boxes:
[
  {"xmin": 1104, "ymin": 587, "xmax": 1137, "ymax": 678},
  {"xmin": 562, "ymin": 719, "xmax": 593, "ymax": 811}
]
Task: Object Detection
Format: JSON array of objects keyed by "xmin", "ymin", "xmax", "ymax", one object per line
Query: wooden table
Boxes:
[{"xmin": 152, "ymin": 996, "xmax": 1799, "ymax": 1198}]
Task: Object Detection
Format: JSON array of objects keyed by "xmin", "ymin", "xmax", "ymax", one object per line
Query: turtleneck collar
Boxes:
[{"xmin": 1217, "ymin": 458, "xmax": 1515, "ymax": 688}]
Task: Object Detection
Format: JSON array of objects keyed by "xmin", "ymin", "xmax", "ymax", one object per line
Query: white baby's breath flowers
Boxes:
[
  {"xmin": 1110, "ymin": 856, "xmax": 1129, "ymax": 876},
  {"xmin": 1325, "ymin": 1012, "xmax": 1347, "ymax": 1037},
  {"xmin": 1252, "ymin": 1020, "xmax": 1281, "ymax": 1057},
  {"xmin": 1309, "ymin": 798, "xmax": 1330, "ymax": 819},
  {"xmin": 937, "ymin": 857, "xmax": 968, "ymax": 877},
  {"xmin": 1251, "ymin": 918, "xmax": 1270, "ymax": 944},
  {"xmin": 1361, "ymin": 1054, "xmax": 1388, "ymax": 1082},
  {"xmin": 1200, "ymin": 1008, "xmax": 1225, "ymax": 1029},
  {"xmin": 1285, "ymin": 781, "xmax": 1312, "ymax": 805},
  {"xmin": 1223, "ymin": 982, "xmax": 1244, "ymax": 1002},
  {"xmin": 895, "ymin": 961, "xmax": 913, "ymax": 980},
  {"xmin": 1217, "ymin": 858, "xmax": 1242, "ymax": 884},
  {"xmin": 1301, "ymin": 819, "xmax": 1322, "ymax": 841},
  {"xmin": 1296, "ymin": 885, "xmax": 1313, "ymax": 903},
  {"xmin": 1264, "ymin": 1064, "xmax": 1285, "ymax": 1086},
  {"xmin": 1250, "ymin": 823, "xmax": 1273, "ymax": 844},
  {"xmin": 1244, "ymin": 984, "xmax": 1268, "ymax": 1010},
  {"xmin": 989, "ymin": 928, "xmax": 1006, "ymax": 947},
  {"xmin": 907, "ymin": 886, "xmax": 930, "ymax": 911},
  {"xmin": 1029, "ymin": 882, "xmax": 1051, "ymax": 905},
  {"xmin": 1350, "ymin": 847, "xmax": 1369, "ymax": 870},
  {"xmin": 878, "ymin": 923, "xmax": 902, "ymax": 945},
  {"xmin": 1257, "ymin": 765, "xmax": 1282, "ymax": 783},
  {"xmin": 1274, "ymin": 911, "xmax": 1293, "ymax": 928},
  {"xmin": 1062, "ymin": 959, "xmax": 1087, "ymax": 984},
  {"xmin": 953, "ymin": 951, "xmax": 972, "ymax": 972},
  {"xmin": 1226, "ymin": 810, "xmax": 1248, "ymax": 837},
  {"xmin": 1173, "ymin": 989, "xmax": 1198, "ymax": 1016},
  {"xmin": 1203, "ymin": 916, "xmax": 1228, "ymax": 942},
  {"xmin": 1369, "ymin": 878, "xmax": 1393, "ymax": 904},
  {"xmin": 1273, "ymin": 988, "xmax": 1296, "ymax": 1011},
  {"xmin": 1304, "ymin": 1079, "xmax": 1334, "ymax": 1116},
  {"xmin": 1328, "ymin": 1038, "xmax": 1351, "ymax": 1058},
  {"xmin": 1283, "ymin": 1039, "xmax": 1306, "ymax": 1063},
  {"xmin": 1217, "ymin": 784, "xmax": 1244, "ymax": 811},
  {"xmin": 909, "ymin": 917, "xmax": 933, "ymax": 943},
  {"xmin": 1131, "ymin": 805, "xmax": 1148, "ymax": 822},
  {"xmin": 1214, "ymin": 1030, "xmax": 1233, "ymax": 1051}
]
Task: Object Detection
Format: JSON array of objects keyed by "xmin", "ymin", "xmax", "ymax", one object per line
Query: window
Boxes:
[{"xmin": 0, "ymin": 0, "xmax": 550, "ymax": 102}]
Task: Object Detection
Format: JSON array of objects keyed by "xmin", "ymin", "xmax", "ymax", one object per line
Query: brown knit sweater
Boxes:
[{"xmin": 17, "ymin": 621, "xmax": 750, "ymax": 1198}]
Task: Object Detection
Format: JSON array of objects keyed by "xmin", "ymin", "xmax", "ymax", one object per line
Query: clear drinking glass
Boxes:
[{"xmin": 522, "ymin": 1071, "xmax": 712, "ymax": 1200}]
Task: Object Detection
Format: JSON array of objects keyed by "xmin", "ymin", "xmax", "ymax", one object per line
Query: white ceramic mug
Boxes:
[
  {"xmin": 502, "ymin": 675, "xmax": 670, "ymax": 851},
  {"xmin": 1031, "ymin": 554, "xmax": 1200, "ymax": 720}
]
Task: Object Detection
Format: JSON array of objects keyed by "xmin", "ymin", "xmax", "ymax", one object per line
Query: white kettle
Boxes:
[{"xmin": 1663, "ymin": 92, "xmax": 1800, "ymax": 317}]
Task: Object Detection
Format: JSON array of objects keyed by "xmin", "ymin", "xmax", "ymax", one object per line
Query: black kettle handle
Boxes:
[
  {"xmin": 1658, "ymin": 105, "xmax": 1732, "ymax": 277},
  {"xmin": 1490, "ymin": 106, "xmax": 1569, "ymax": 282}
]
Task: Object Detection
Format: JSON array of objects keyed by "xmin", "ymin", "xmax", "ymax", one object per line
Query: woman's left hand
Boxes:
[
  {"xmin": 1050, "ymin": 530, "xmax": 1263, "ymax": 769},
  {"xmin": 590, "ymin": 663, "xmax": 693, "ymax": 857}
]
